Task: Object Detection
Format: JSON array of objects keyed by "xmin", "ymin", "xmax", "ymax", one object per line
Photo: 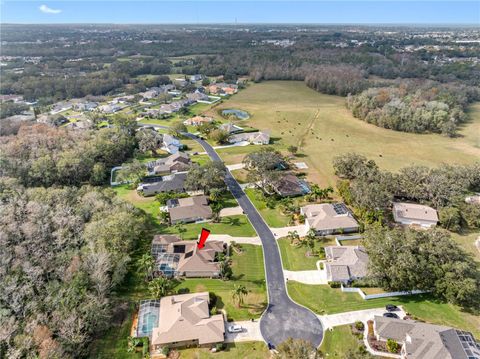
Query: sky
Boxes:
[{"xmin": 1, "ymin": 1, "xmax": 479, "ymax": 25}]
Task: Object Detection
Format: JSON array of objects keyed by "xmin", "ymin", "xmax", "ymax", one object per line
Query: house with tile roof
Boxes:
[
  {"xmin": 301, "ymin": 203, "xmax": 359, "ymax": 235},
  {"xmin": 373, "ymin": 315, "xmax": 480, "ymax": 359},
  {"xmin": 228, "ymin": 131, "xmax": 270, "ymax": 145},
  {"xmin": 146, "ymin": 152, "xmax": 191, "ymax": 175},
  {"xmin": 167, "ymin": 195, "xmax": 213, "ymax": 224},
  {"xmin": 392, "ymin": 202, "xmax": 438, "ymax": 228},
  {"xmin": 324, "ymin": 245, "xmax": 369, "ymax": 283}
]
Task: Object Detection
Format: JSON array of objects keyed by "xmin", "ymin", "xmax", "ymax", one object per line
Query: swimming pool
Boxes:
[{"xmin": 222, "ymin": 109, "xmax": 250, "ymax": 120}]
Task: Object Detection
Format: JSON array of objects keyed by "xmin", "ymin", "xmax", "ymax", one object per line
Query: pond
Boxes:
[{"xmin": 222, "ymin": 109, "xmax": 250, "ymax": 120}]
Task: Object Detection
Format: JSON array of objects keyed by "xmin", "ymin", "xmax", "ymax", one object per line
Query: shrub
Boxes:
[
  {"xmin": 386, "ymin": 339, "xmax": 400, "ymax": 353},
  {"xmin": 329, "ymin": 281, "xmax": 341, "ymax": 288},
  {"xmin": 355, "ymin": 321, "xmax": 365, "ymax": 331},
  {"xmin": 215, "ymin": 343, "xmax": 225, "ymax": 351},
  {"xmin": 161, "ymin": 346, "xmax": 170, "ymax": 356}
]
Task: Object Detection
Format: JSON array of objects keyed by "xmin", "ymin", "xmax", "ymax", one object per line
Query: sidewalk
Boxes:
[
  {"xmin": 208, "ymin": 234, "xmax": 261, "ymax": 245},
  {"xmin": 226, "ymin": 163, "xmax": 246, "ymax": 171}
]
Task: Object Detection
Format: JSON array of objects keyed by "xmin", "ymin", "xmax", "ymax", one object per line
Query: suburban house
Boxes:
[
  {"xmin": 149, "ymin": 292, "xmax": 225, "ymax": 352},
  {"xmin": 186, "ymin": 92, "xmax": 210, "ymax": 103},
  {"xmin": 219, "ymin": 122, "xmax": 244, "ymax": 134},
  {"xmin": 74, "ymin": 101, "xmax": 98, "ymax": 111},
  {"xmin": 190, "ymin": 74, "xmax": 203, "ymax": 82},
  {"xmin": 50, "ymin": 102, "xmax": 73, "ymax": 115},
  {"xmin": 208, "ymin": 83, "xmax": 238, "ymax": 96},
  {"xmin": 98, "ymin": 103, "xmax": 123, "ymax": 113},
  {"xmin": 228, "ymin": 131, "xmax": 270, "ymax": 145},
  {"xmin": 151, "ymin": 234, "xmax": 225, "ymax": 277},
  {"xmin": 392, "ymin": 202, "xmax": 438, "ymax": 228},
  {"xmin": 183, "ymin": 115, "xmax": 214, "ymax": 126},
  {"xmin": 174, "ymin": 78, "xmax": 189, "ymax": 87},
  {"xmin": 162, "ymin": 134, "xmax": 183, "ymax": 154},
  {"xmin": 166, "ymin": 195, "xmax": 213, "ymax": 224},
  {"xmin": 301, "ymin": 203, "xmax": 359, "ymax": 235},
  {"xmin": 324, "ymin": 246, "xmax": 368, "ymax": 283},
  {"xmin": 373, "ymin": 315, "xmax": 480, "ymax": 359},
  {"xmin": 272, "ymin": 174, "xmax": 310, "ymax": 197},
  {"xmin": 146, "ymin": 152, "xmax": 191, "ymax": 175},
  {"xmin": 136, "ymin": 172, "xmax": 187, "ymax": 197}
]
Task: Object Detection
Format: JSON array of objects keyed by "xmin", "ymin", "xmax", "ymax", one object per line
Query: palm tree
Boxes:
[
  {"xmin": 231, "ymin": 284, "xmax": 249, "ymax": 307},
  {"xmin": 209, "ymin": 188, "xmax": 223, "ymax": 203},
  {"xmin": 219, "ymin": 260, "xmax": 232, "ymax": 280},
  {"xmin": 148, "ymin": 277, "xmax": 175, "ymax": 299},
  {"xmin": 287, "ymin": 230, "xmax": 300, "ymax": 246},
  {"xmin": 137, "ymin": 253, "xmax": 155, "ymax": 282}
]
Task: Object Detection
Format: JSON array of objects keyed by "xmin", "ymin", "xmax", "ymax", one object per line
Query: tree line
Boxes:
[{"xmin": 0, "ymin": 181, "xmax": 147, "ymax": 358}]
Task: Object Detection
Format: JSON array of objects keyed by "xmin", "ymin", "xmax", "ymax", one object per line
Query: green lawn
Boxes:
[
  {"xmin": 319, "ymin": 325, "xmax": 366, "ymax": 359},
  {"xmin": 208, "ymin": 81, "xmax": 480, "ymax": 186},
  {"xmin": 163, "ymin": 215, "xmax": 256, "ymax": 240},
  {"xmin": 287, "ymin": 282, "xmax": 480, "ymax": 337},
  {"xmin": 178, "ymin": 342, "xmax": 269, "ymax": 359},
  {"xmin": 191, "ymin": 153, "xmax": 212, "ymax": 165},
  {"xmin": 244, "ymin": 188, "xmax": 290, "ymax": 227},
  {"xmin": 450, "ymin": 231, "xmax": 480, "ymax": 262},
  {"xmin": 278, "ymin": 237, "xmax": 335, "ymax": 271}
]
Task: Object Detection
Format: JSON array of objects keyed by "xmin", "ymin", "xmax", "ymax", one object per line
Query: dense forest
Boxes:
[
  {"xmin": 0, "ymin": 181, "xmax": 147, "ymax": 358},
  {"xmin": 346, "ymin": 81, "xmax": 478, "ymax": 136}
]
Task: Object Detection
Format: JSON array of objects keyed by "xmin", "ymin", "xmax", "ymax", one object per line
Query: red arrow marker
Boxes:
[{"xmin": 197, "ymin": 228, "xmax": 210, "ymax": 250}]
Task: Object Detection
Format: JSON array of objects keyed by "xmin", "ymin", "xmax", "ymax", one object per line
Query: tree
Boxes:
[
  {"xmin": 333, "ymin": 153, "xmax": 379, "ymax": 180},
  {"xmin": 438, "ymin": 206, "xmax": 462, "ymax": 232},
  {"xmin": 231, "ymin": 284, "xmax": 248, "ymax": 307},
  {"xmin": 287, "ymin": 145, "xmax": 298, "ymax": 156},
  {"xmin": 116, "ymin": 159, "xmax": 146, "ymax": 185},
  {"xmin": 148, "ymin": 277, "xmax": 175, "ymax": 299},
  {"xmin": 208, "ymin": 129, "xmax": 230, "ymax": 144},
  {"xmin": 243, "ymin": 147, "xmax": 286, "ymax": 194},
  {"xmin": 219, "ymin": 260, "xmax": 232, "ymax": 280},
  {"xmin": 169, "ymin": 122, "xmax": 187, "ymax": 137},
  {"xmin": 386, "ymin": 339, "xmax": 400, "ymax": 353},
  {"xmin": 287, "ymin": 230, "xmax": 301, "ymax": 246},
  {"xmin": 363, "ymin": 226, "xmax": 480, "ymax": 309},
  {"xmin": 185, "ymin": 162, "xmax": 227, "ymax": 194},
  {"xmin": 277, "ymin": 337, "xmax": 319, "ymax": 359},
  {"xmin": 135, "ymin": 129, "xmax": 162, "ymax": 153},
  {"xmin": 137, "ymin": 253, "xmax": 155, "ymax": 282}
]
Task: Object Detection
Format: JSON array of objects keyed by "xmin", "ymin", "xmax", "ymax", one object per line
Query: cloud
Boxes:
[{"xmin": 39, "ymin": 4, "xmax": 62, "ymax": 14}]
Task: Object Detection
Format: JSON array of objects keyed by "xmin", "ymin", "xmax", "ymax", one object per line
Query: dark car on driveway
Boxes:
[
  {"xmin": 386, "ymin": 304, "xmax": 398, "ymax": 312},
  {"xmin": 383, "ymin": 312, "xmax": 399, "ymax": 319}
]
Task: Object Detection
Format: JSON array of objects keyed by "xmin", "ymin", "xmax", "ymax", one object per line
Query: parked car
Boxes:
[
  {"xmin": 383, "ymin": 312, "xmax": 399, "ymax": 319},
  {"xmin": 227, "ymin": 325, "xmax": 243, "ymax": 333},
  {"xmin": 386, "ymin": 304, "xmax": 398, "ymax": 312}
]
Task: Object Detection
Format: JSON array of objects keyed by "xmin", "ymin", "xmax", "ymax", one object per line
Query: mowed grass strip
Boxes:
[
  {"xmin": 178, "ymin": 342, "xmax": 269, "ymax": 359},
  {"xmin": 209, "ymin": 81, "xmax": 480, "ymax": 186},
  {"xmin": 319, "ymin": 325, "xmax": 363, "ymax": 358},
  {"xmin": 277, "ymin": 237, "xmax": 336, "ymax": 271},
  {"xmin": 287, "ymin": 282, "xmax": 480, "ymax": 337}
]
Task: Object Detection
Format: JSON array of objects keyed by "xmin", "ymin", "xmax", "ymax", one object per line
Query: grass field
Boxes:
[
  {"xmin": 450, "ymin": 231, "xmax": 480, "ymax": 262},
  {"xmin": 208, "ymin": 81, "xmax": 480, "ymax": 186},
  {"xmin": 178, "ymin": 342, "xmax": 269, "ymax": 359},
  {"xmin": 278, "ymin": 237, "xmax": 336, "ymax": 271},
  {"xmin": 319, "ymin": 325, "xmax": 364, "ymax": 358},
  {"xmin": 287, "ymin": 282, "xmax": 480, "ymax": 337},
  {"xmin": 244, "ymin": 188, "xmax": 291, "ymax": 227}
]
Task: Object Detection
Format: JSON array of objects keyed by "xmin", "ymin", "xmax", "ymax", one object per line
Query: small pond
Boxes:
[{"xmin": 222, "ymin": 109, "xmax": 250, "ymax": 120}]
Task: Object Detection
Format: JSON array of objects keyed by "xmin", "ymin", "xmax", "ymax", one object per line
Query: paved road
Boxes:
[{"xmin": 182, "ymin": 132, "xmax": 324, "ymax": 347}]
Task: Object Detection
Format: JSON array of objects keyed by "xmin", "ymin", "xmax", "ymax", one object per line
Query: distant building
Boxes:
[
  {"xmin": 228, "ymin": 131, "xmax": 270, "ymax": 145},
  {"xmin": 392, "ymin": 202, "xmax": 438, "ymax": 228},
  {"xmin": 219, "ymin": 122, "xmax": 243, "ymax": 134},
  {"xmin": 167, "ymin": 195, "xmax": 213, "ymax": 224},
  {"xmin": 190, "ymin": 74, "xmax": 203, "ymax": 82},
  {"xmin": 324, "ymin": 246, "xmax": 368, "ymax": 283},
  {"xmin": 136, "ymin": 173, "xmax": 187, "ymax": 197},
  {"xmin": 373, "ymin": 315, "xmax": 480, "ymax": 359},
  {"xmin": 183, "ymin": 115, "xmax": 214, "ymax": 126},
  {"xmin": 272, "ymin": 174, "xmax": 310, "ymax": 197},
  {"xmin": 50, "ymin": 102, "xmax": 73, "ymax": 115},
  {"xmin": 98, "ymin": 103, "xmax": 123, "ymax": 114},
  {"xmin": 162, "ymin": 134, "xmax": 183, "ymax": 154},
  {"xmin": 74, "ymin": 101, "xmax": 98, "ymax": 111},
  {"xmin": 301, "ymin": 203, "xmax": 359, "ymax": 235},
  {"xmin": 147, "ymin": 152, "xmax": 191, "ymax": 175}
]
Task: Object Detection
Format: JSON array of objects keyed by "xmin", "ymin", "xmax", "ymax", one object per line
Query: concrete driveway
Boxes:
[
  {"xmin": 219, "ymin": 206, "xmax": 244, "ymax": 217},
  {"xmin": 319, "ymin": 307, "xmax": 407, "ymax": 329},
  {"xmin": 224, "ymin": 320, "xmax": 263, "ymax": 343},
  {"xmin": 185, "ymin": 133, "xmax": 324, "ymax": 348},
  {"xmin": 284, "ymin": 269, "xmax": 328, "ymax": 285},
  {"xmin": 208, "ymin": 234, "xmax": 262, "ymax": 245},
  {"xmin": 271, "ymin": 225, "xmax": 307, "ymax": 238}
]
